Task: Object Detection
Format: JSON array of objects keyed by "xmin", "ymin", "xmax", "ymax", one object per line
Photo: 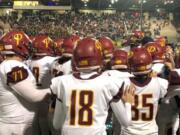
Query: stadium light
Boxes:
[
  {"xmin": 170, "ymin": 0, "xmax": 174, "ymax": 3},
  {"xmin": 6, "ymin": 10, "xmax": 10, "ymax": 15},
  {"xmin": 111, "ymin": 0, "xmax": 115, "ymax": 4},
  {"xmin": 81, "ymin": 0, "xmax": 89, "ymax": 3},
  {"xmin": 164, "ymin": 0, "xmax": 174, "ymax": 5},
  {"xmin": 143, "ymin": 0, "xmax": 146, "ymax": 3},
  {"xmin": 157, "ymin": 8, "xmax": 160, "ymax": 12}
]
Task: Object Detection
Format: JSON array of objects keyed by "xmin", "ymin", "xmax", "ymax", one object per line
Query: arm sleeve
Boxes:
[
  {"xmin": 110, "ymin": 100, "xmax": 132, "ymax": 127},
  {"xmin": 11, "ymin": 79, "xmax": 51, "ymax": 103},
  {"xmin": 53, "ymin": 99, "xmax": 67, "ymax": 130}
]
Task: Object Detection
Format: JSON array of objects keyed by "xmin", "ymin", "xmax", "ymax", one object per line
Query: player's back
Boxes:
[
  {"xmin": 30, "ymin": 56, "xmax": 56, "ymax": 88},
  {"xmin": 0, "ymin": 60, "xmax": 36, "ymax": 124},
  {"xmin": 51, "ymin": 72, "xmax": 124, "ymax": 135},
  {"xmin": 121, "ymin": 77, "xmax": 168, "ymax": 135}
]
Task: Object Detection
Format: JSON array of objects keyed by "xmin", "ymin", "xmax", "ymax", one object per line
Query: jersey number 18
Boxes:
[{"xmin": 70, "ymin": 90, "xmax": 94, "ymax": 126}]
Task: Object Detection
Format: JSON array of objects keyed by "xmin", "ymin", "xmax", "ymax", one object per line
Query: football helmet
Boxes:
[
  {"xmin": 0, "ymin": 30, "xmax": 31, "ymax": 59},
  {"xmin": 73, "ymin": 37, "xmax": 103, "ymax": 72},
  {"xmin": 53, "ymin": 38, "xmax": 64, "ymax": 56},
  {"xmin": 145, "ymin": 42, "xmax": 165, "ymax": 63},
  {"xmin": 133, "ymin": 30, "xmax": 144, "ymax": 39},
  {"xmin": 154, "ymin": 36, "xmax": 166, "ymax": 48},
  {"xmin": 129, "ymin": 30, "xmax": 144, "ymax": 47},
  {"xmin": 129, "ymin": 47, "xmax": 152, "ymax": 75},
  {"xmin": 61, "ymin": 35, "xmax": 80, "ymax": 57},
  {"xmin": 111, "ymin": 49, "xmax": 128, "ymax": 70},
  {"xmin": 98, "ymin": 37, "xmax": 114, "ymax": 62},
  {"xmin": 32, "ymin": 35, "xmax": 54, "ymax": 57}
]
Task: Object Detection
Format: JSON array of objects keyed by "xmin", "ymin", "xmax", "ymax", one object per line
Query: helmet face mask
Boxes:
[
  {"xmin": 129, "ymin": 47, "xmax": 152, "ymax": 75},
  {"xmin": 73, "ymin": 38, "xmax": 103, "ymax": 72}
]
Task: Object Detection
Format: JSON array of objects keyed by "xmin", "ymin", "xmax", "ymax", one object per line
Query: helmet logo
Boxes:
[
  {"xmin": 128, "ymin": 51, "xmax": 134, "ymax": 58},
  {"xmin": 43, "ymin": 38, "xmax": 50, "ymax": 48},
  {"xmin": 160, "ymin": 41, "xmax": 165, "ymax": 47},
  {"xmin": 95, "ymin": 41, "xmax": 102, "ymax": 52},
  {"xmin": 14, "ymin": 34, "xmax": 23, "ymax": 46},
  {"xmin": 79, "ymin": 60, "xmax": 88, "ymax": 66},
  {"xmin": 147, "ymin": 46, "xmax": 156, "ymax": 53},
  {"xmin": 54, "ymin": 42, "xmax": 58, "ymax": 48},
  {"xmin": 137, "ymin": 65, "xmax": 146, "ymax": 71},
  {"xmin": 114, "ymin": 60, "xmax": 122, "ymax": 65}
]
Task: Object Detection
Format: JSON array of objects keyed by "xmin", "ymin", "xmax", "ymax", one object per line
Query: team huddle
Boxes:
[{"xmin": 0, "ymin": 30, "xmax": 179, "ymax": 135}]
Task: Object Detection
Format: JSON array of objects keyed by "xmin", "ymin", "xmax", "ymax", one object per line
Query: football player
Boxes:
[
  {"xmin": 50, "ymin": 35, "xmax": 80, "ymax": 135},
  {"xmin": 98, "ymin": 37, "xmax": 117, "ymax": 134},
  {"xmin": 121, "ymin": 47, "xmax": 168, "ymax": 135},
  {"xmin": 50, "ymin": 37, "xmax": 135, "ymax": 135},
  {"xmin": 103, "ymin": 49, "xmax": 133, "ymax": 135},
  {"xmin": 0, "ymin": 31, "xmax": 51, "ymax": 135},
  {"xmin": 30, "ymin": 34, "xmax": 56, "ymax": 88},
  {"xmin": 128, "ymin": 30, "xmax": 144, "ymax": 49},
  {"xmin": 104, "ymin": 49, "xmax": 133, "ymax": 78},
  {"xmin": 98, "ymin": 37, "xmax": 116, "ymax": 134},
  {"xmin": 51, "ymin": 35, "xmax": 80, "ymax": 77},
  {"xmin": 29, "ymin": 34, "xmax": 57, "ymax": 135},
  {"xmin": 159, "ymin": 68, "xmax": 180, "ymax": 135},
  {"xmin": 98, "ymin": 36, "xmax": 114, "ymax": 70},
  {"xmin": 145, "ymin": 42, "xmax": 166, "ymax": 77},
  {"xmin": 145, "ymin": 42, "xmax": 178, "ymax": 135}
]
